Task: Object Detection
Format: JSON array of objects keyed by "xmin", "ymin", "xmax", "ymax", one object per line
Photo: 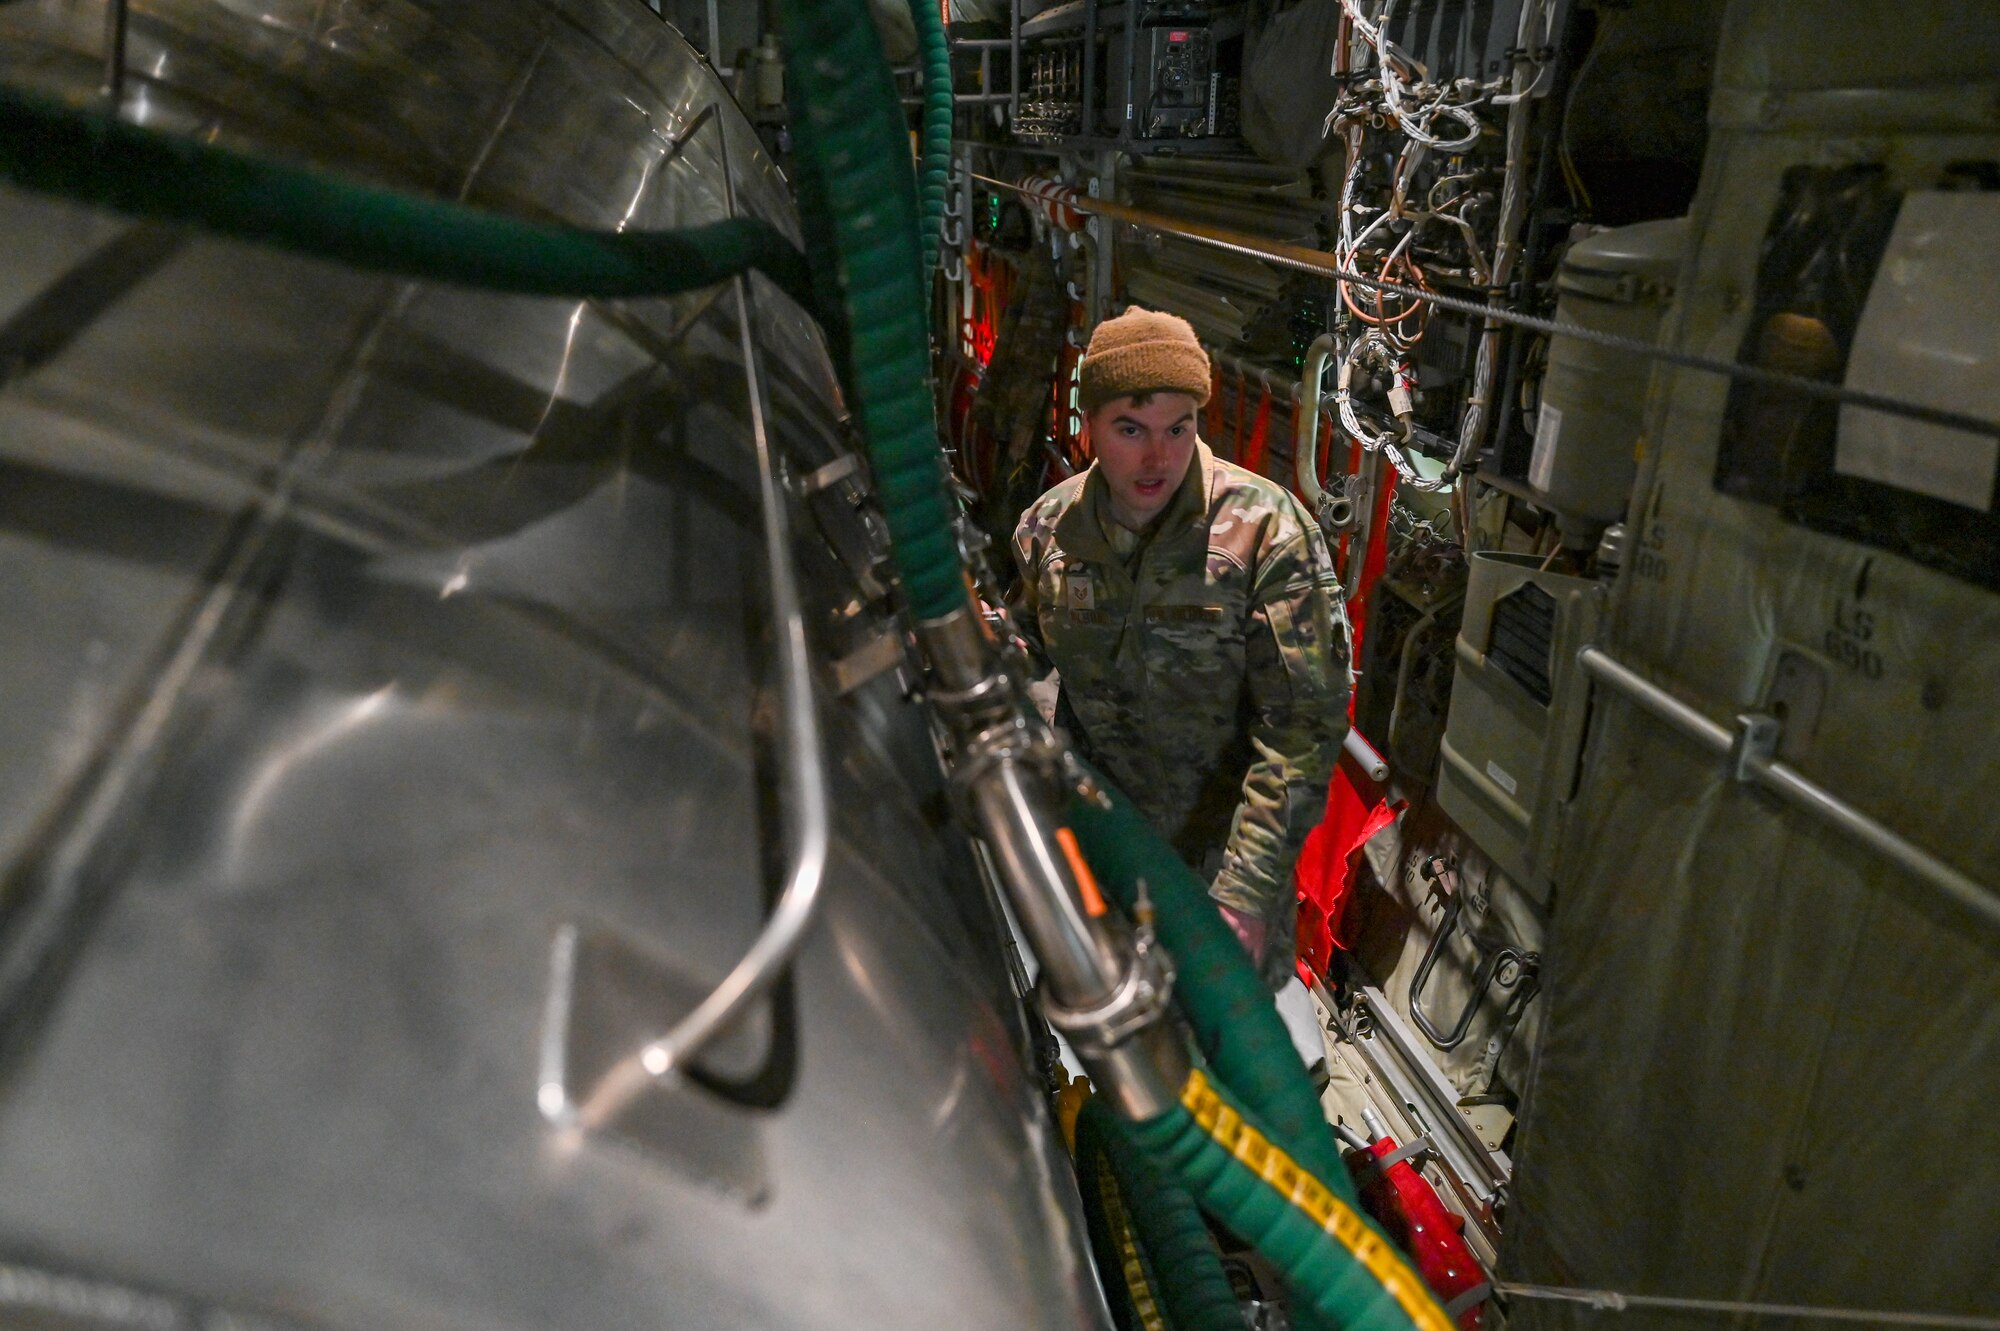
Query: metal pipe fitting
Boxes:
[
  {"xmin": 957, "ymin": 737, "xmax": 1187, "ymax": 1119},
  {"xmin": 918, "ymin": 610, "xmax": 1186, "ymax": 1116},
  {"xmin": 915, "ymin": 636, "xmax": 1185, "ymax": 1116},
  {"xmin": 1296, "ymin": 333, "xmax": 1336, "ymax": 506},
  {"xmin": 917, "ymin": 604, "xmax": 993, "ymax": 694},
  {"xmin": 965, "ymin": 752, "xmax": 1125, "ymax": 1000},
  {"xmin": 917, "ymin": 605, "xmax": 1015, "ymax": 719},
  {"xmin": 1343, "ymin": 725, "xmax": 1391, "ymax": 783}
]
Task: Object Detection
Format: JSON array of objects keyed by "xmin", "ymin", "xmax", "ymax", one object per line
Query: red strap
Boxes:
[
  {"xmin": 1243, "ymin": 385, "xmax": 1273, "ymax": 477},
  {"xmin": 1293, "ymin": 755, "xmax": 1401, "ymax": 979},
  {"xmin": 1232, "ymin": 370, "xmax": 1248, "ymax": 460},
  {"xmin": 1353, "ymin": 464, "xmax": 1397, "ymax": 633}
]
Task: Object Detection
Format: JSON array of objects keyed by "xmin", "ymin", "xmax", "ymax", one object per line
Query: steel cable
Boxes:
[
  {"xmin": 1497, "ymin": 1282, "xmax": 2000, "ymax": 1330},
  {"xmin": 966, "ymin": 170, "xmax": 2000, "ymax": 445}
]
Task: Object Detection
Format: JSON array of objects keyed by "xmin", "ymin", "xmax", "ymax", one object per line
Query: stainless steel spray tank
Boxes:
[{"xmin": 0, "ymin": 3, "xmax": 1107, "ymax": 1326}]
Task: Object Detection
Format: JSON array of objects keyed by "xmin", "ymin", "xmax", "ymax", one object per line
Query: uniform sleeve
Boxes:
[
  {"xmin": 1007, "ymin": 513, "xmax": 1055, "ymax": 678},
  {"xmin": 1209, "ymin": 521, "xmax": 1351, "ymax": 960}
]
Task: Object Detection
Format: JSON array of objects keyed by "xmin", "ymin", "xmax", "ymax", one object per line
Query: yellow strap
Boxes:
[
  {"xmin": 1096, "ymin": 1161, "xmax": 1169, "ymax": 1331},
  {"xmin": 1180, "ymin": 1068, "xmax": 1458, "ymax": 1331}
]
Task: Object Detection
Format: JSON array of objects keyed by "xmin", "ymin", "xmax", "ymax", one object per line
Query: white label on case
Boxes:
[
  {"xmin": 1836, "ymin": 191, "xmax": 2000, "ymax": 510},
  {"xmin": 1529, "ymin": 400, "xmax": 1562, "ymax": 493}
]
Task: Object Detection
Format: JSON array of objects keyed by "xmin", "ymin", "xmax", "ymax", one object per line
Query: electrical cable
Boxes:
[
  {"xmin": 1557, "ymin": 16, "xmax": 1605, "ymax": 215},
  {"xmin": 1490, "ymin": 0, "xmax": 1558, "ymax": 104},
  {"xmin": 1368, "ymin": 0, "xmax": 1486, "ymax": 152},
  {"xmin": 1335, "ymin": 335, "xmax": 1449, "ymax": 492}
]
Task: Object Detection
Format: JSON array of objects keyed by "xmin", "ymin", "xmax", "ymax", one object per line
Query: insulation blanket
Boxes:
[{"xmin": 1498, "ymin": 4, "xmax": 2000, "ymax": 1323}]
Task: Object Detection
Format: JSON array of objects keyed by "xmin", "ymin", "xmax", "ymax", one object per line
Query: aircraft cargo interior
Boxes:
[{"xmin": 0, "ymin": 0, "xmax": 1993, "ymax": 1328}]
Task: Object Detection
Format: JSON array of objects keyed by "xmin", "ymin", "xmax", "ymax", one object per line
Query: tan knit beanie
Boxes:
[{"xmin": 1078, "ymin": 307, "xmax": 1211, "ymax": 412}]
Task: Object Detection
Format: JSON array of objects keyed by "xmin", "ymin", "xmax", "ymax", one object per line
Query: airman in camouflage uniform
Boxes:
[{"xmin": 1009, "ymin": 309, "xmax": 1349, "ymax": 989}]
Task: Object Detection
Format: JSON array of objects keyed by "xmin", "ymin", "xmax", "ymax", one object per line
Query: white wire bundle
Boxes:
[
  {"xmin": 1489, "ymin": 0, "xmax": 1559, "ymax": 104},
  {"xmin": 1333, "ymin": 335, "xmax": 1453, "ymax": 492},
  {"xmin": 1356, "ymin": 0, "xmax": 1486, "ymax": 151}
]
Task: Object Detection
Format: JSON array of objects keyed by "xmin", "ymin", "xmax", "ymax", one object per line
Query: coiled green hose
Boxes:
[
  {"xmin": 1080, "ymin": 1097, "xmax": 1244, "ymax": 1331},
  {"xmin": 775, "ymin": 0, "xmax": 967, "ymax": 621},
  {"xmin": 0, "ymin": 85, "xmax": 813, "ymax": 309},
  {"xmin": 1131, "ymin": 1069, "xmax": 1454, "ymax": 1331},
  {"xmin": 1065, "ymin": 773, "xmax": 1360, "ymax": 1205},
  {"xmin": 1076, "ymin": 1103, "xmax": 1171, "ymax": 1331},
  {"xmin": 906, "ymin": 0, "xmax": 954, "ymax": 276}
]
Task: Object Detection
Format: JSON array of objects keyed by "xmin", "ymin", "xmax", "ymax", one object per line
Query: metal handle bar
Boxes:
[
  {"xmin": 576, "ymin": 113, "xmax": 832, "ymax": 1129},
  {"xmin": 1407, "ymin": 885, "xmax": 1540, "ymax": 1052},
  {"xmin": 1579, "ymin": 647, "xmax": 1999, "ymax": 933}
]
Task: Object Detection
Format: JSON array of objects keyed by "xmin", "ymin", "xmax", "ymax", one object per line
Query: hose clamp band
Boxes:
[
  {"xmin": 953, "ymin": 713, "xmax": 1067, "ymax": 784},
  {"xmin": 927, "ymin": 671, "xmax": 1014, "ymax": 715},
  {"xmin": 1041, "ymin": 931, "xmax": 1176, "ymax": 1057}
]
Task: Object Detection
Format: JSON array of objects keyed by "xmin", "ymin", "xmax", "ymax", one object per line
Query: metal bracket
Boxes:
[
  {"xmin": 1319, "ymin": 473, "xmax": 1363, "ymax": 536},
  {"xmin": 796, "ymin": 452, "xmax": 861, "ymax": 497},
  {"xmin": 1730, "ymin": 711, "xmax": 1782, "ymax": 784},
  {"xmin": 1408, "ymin": 871, "xmax": 1541, "ymax": 1054},
  {"xmin": 1339, "ymin": 963, "xmax": 1513, "ymax": 1216},
  {"xmin": 831, "ymin": 629, "xmax": 907, "ymax": 695},
  {"xmin": 1443, "ymin": 1282, "xmax": 1494, "ymax": 1320},
  {"xmin": 1579, "ymin": 646, "xmax": 2000, "ymax": 933},
  {"xmin": 1349, "ymin": 1134, "xmax": 1438, "ymax": 1189}
]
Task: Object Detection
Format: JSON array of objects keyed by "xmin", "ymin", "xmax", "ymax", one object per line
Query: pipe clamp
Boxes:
[{"xmin": 1041, "ymin": 928, "xmax": 1176, "ymax": 1057}]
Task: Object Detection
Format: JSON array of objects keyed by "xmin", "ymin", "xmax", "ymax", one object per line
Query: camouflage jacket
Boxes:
[{"xmin": 1010, "ymin": 442, "xmax": 1349, "ymax": 978}]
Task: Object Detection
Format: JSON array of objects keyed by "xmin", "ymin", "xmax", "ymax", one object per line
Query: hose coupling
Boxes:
[
  {"xmin": 953, "ymin": 715, "xmax": 1067, "ymax": 799},
  {"xmin": 917, "ymin": 603, "xmax": 1020, "ymax": 722},
  {"xmin": 1067, "ymin": 754, "xmax": 1115, "ymax": 811},
  {"xmin": 1040, "ymin": 919, "xmax": 1176, "ymax": 1061},
  {"xmin": 917, "ymin": 603, "xmax": 995, "ymax": 688}
]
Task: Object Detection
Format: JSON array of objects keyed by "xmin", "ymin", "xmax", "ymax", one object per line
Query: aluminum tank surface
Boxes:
[{"xmin": 0, "ymin": 3, "xmax": 1108, "ymax": 1329}]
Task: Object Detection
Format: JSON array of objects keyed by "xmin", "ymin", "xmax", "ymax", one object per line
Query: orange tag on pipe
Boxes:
[{"xmin": 1055, "ymin": 826, "xmax": 1109, "ymax": 918}]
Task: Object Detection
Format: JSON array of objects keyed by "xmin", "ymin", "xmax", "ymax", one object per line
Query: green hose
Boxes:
[
  {"xmin": 906, "ymin": 0, "xmax": 954, "ymax": 276},
  {"xmin": 768, "ymin": 22, "xmax": 1444, "ymax": 1331},
  {"xmin": 1080, "ymin": 1098, "xmax": 1244, "ymax": 1331},
  {"xmin": 775, "ymin": 0, "xmax": 968, "ymax": 622},
  {"xmin": 1076, "ymin": 1105, "xmax": 1171, "ymax": 1331},
  {"xmin": 1132, "ymin": 1069, "xmax": 1454, "ymax": 1331},
  {"xmin": 0, "ymin": 85, "xmax": 812, "ymax": 309},
  {"xmin": 1066, "ymin": 772, "xmax": 1359, "ymax": 1205}
]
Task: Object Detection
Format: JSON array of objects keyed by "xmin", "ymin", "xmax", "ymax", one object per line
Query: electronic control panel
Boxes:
[{"xmin": 1107, "ymin": 21, "xmax": 1216, "ymax": 139}]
